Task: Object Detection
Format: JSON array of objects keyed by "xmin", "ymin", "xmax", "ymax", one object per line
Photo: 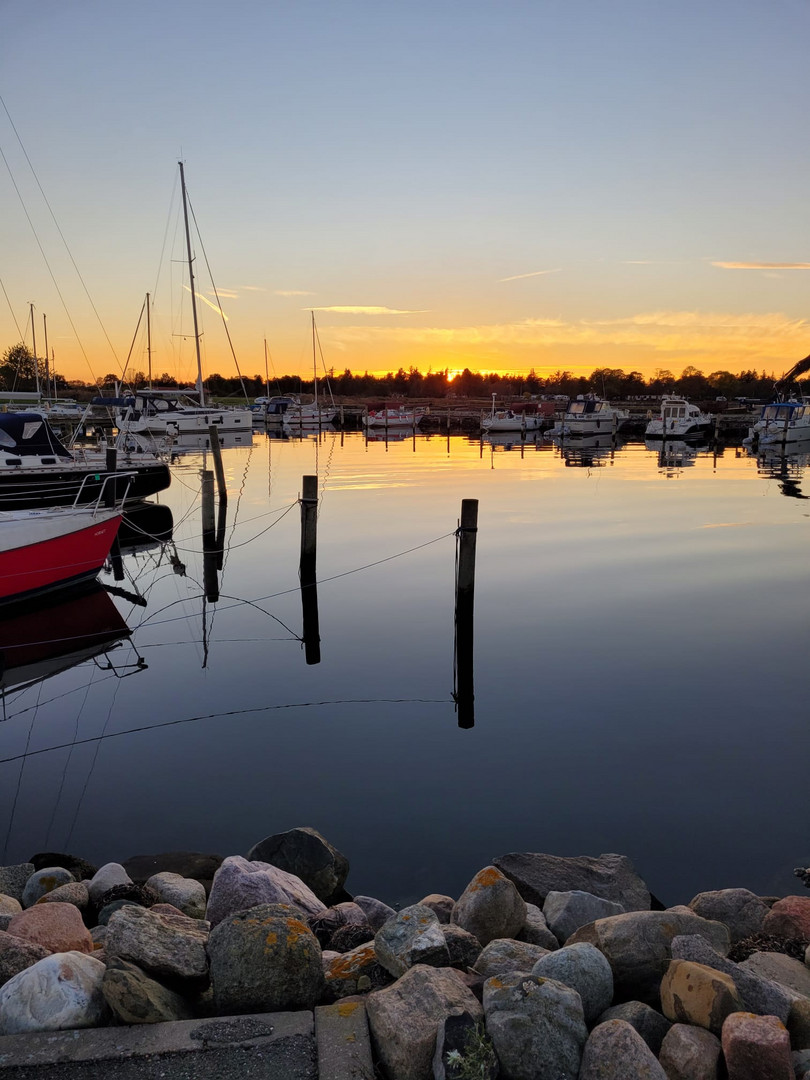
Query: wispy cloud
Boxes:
[
  {"xmin": 241, "ymin": 285, "xmax": 266, "ymax": 292},
  {"xmin": 210, "ymin": 289, "xmax": 238, "ymax": 299},
  {"xmin": 183, "ymin": 285, "xmax": 229, "ymax": 321},
  {"xmin": 310, "ymin": 305, "xmax": 428, "ymax": 315},
  {"xmin": 712, "ymin": 261, "xmax": 810, "ymax": 270},
  {"xmin": 275, "ymin": 289, "xmax": 314, "ymax": 297},
  {"xmin": 499, "ymin": 268, "xmax": 562, "ymax": 282},
  {"xmin": 622, "ymin": 260, "xmax": 655, "ymax": 265}
]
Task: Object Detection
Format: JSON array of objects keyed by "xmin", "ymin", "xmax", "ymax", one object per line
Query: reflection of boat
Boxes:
[
  {"xmin": 0, "ymin": 413, "xmax": 170, "ymax": 509},
  {"xmin": 485, "ymin": 430, "xmax": 544, "ymax": 448},
  {"xmin": 363, "ymin": 427, "xmax": 418, "ymax": 442},
  {"xmin": 745, "ymin": 401, "xmax": 810, "ymax": 448},
  {"xmin": 547, "ymin": 396, "xmax": 628, "ymax": 437},
  {"xmin": 363, "ymin": 406, "xmax": 425, "ymax": 429},
  {"xmin": 168, "ymin": 429, "xmax": 253, "ymax": 458},
  {"xmin": 0, "ymin": 585, "xmax": 131, "ymax": 692},
  {"xmin": 755, "ymin": 453, "xmax": 810, "ymax": 499},
  {"xmin": 118, "ymin": 502, "xmax": 174, "ymax": 549},
  {"xmin": 553, "ymin": 432, "xmax": 618, "ymax": 466},
  {"xmin": 645, "ymin": 437, "xmax": 702, "ymax": 470},
  {"xmin": 645, "ymin": 396, "xmax": 713, "ymax": 440},
  {"xmin": 0, "ymin": 499, "xmax": 123, "ymax": 606}
]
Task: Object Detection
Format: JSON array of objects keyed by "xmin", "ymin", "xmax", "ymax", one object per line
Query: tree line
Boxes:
[{"xmin": 1, "ymin": 342, "xmax": 801, "ymax": 402}]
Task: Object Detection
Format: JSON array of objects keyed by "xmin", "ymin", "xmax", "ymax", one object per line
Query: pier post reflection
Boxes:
[
  {"xmin": 453, "ymin": 498, "xmax": 478, "ymax": 729},
  {"xmin": 201, "ymin": 470, "xmax": 219, "ymax": 603}
]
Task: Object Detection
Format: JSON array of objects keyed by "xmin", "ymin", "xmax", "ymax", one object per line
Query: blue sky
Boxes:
[{"xmin": 2, "ymin": 0, "xmax": 809, "ymax": 384}]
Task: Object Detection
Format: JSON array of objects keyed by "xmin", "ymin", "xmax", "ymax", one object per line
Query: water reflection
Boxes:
[{"xmin": 551, "ymin": 433, "xmax": 619, "ymax": 468}]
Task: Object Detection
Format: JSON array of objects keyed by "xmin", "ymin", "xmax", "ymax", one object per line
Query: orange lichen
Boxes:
[
  {"xmin": 469, "ymin": 867, "xmax": 503, "ymax": 893},
  {"xmin": 338, "ymin": 1002, "xmax": 360, "ymax": 1017}
]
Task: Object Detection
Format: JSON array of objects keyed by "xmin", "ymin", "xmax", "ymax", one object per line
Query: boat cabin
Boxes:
[
  {"xmin": 567, "ymin": 399, "xmax": 611, "ymax": 416},
  {"xmin": 0, "ymin": 413, "xmax": 73, "ymax": 465}
]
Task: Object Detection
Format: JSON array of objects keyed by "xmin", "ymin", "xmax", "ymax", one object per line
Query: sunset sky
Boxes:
[{"xmin": 2, "ymin": 0, "xmax": 809, "ymax": 387}]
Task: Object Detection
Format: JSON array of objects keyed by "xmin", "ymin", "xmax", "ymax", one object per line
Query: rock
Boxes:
[
  {"xmin": 0, "ymin": 895, "xmax": 22, "ymax": 917},
  {"xmin": 374, "ymin": 904, "xmax": 450, "ymax": 978},
  {"xmin": 433, "ymin": 1010, "xmax": 496, "ymax": 1080},
  {"xmin": 145, "ymin": 872, "xmax": 207, "ymax": 919},
  {"xmin": 122, "ymin": 852, "xmax": 224, "ymax": 895},
  {"xmin": 689, "ymin": 888, "xmax": 770, "ymax": 943},
  {"xmin": 0, "ymin": 951, "xmax": 108, "ymax": 1034},
  {"xmin": 418, "ymin": 894, "xmax": 455, "ymax": 924},
  {"xmin": 441, "ymin": 925, "xmax": 482, "ymax": 971},
  {"xmin": 659, "ymin": 1023, "xmax": 722, "ymax": 1080},
  {"xmin": 88, "ymin": 863, "xmax": 132, "ymax": 905},
  {"xmin": 0, "ymin": 864, "xmax": 34, "ymax": 904},
  {"xmin": 150, "ymin": 903, "xmax": 186, "ymax": 917},
  {"xmin": 544, "ymin": 889, "xmax": 625, "ymax": 944},
  {"xmin": 531, "ymin": 941, "xmax": 614, "ymax": 1024},
  {"xmin": 671, "ymin": 933, "xmax": 792, "ymax": 1021},
  {"xmin": 330, "ymin": 923, "xmax": 374, "ymax": 953},
  {"xmin": 309, "ymin": 901, "xmax": 370, "ymax": 947},
  {"xmin": 517, "ymin": 903, "xmax": 559, "ymax": 950},
  {"xmin": 0, "ymin": 916, "xmax": 11, "ymax": 933},
  {"xmin": 366, "ymin": 965, "xmax": 482, "ymax": 1080},
  {"xmin": 35, "ymin": 882, "xmax": 89, "ymax": 914},
  {"xmin": 660, "ymin": 960, "xmax": 744, "ymax": 1034},
  {"xmin": 740, "ymin": 952, "xmax": 810, "ymax": 998},
  {"xmin": 97, "ymin": 899, "xmax": 142, "ymax": 926},
  {"xmin": 353, "ymin": 895, "xmax": 397, "ymax": 931},
  {"xmin": 473, "ymin": 938, "xmax": 549, "ymax": 978},
  {"xmin": 324, "ymin": 942, "xmax": 392, "ymax": 999},
  {"xmin": 6, "ymin": 903, "xmax": 93, "ymax": 955},
  {"xmin": 245, "ymin": 827, "xmax": 349, "ymax": 903},
  {"xmin": 568, "ymin": 910, "xmax": 731, "ymax": 1004},
  {"xmin": 102, "ymin": 957, "xmax": 194, "ymax": 1024},
  {"xmin": 451, "ymin": 865, "xmax": 526, "ymax": 946},
  {"xmin": 94, "ymin": 882, "xmax": 158, "ymax": 912},
  {"xmin": 579, "ymin": 1018, "xmax": 667, "ymax": 1079},
  {"xmin": 105, "ymin": 905, "xmax": 209, "ymax": 988},
  {"xmin": 789, "ymin": 995, "xmax": 810, "ymax": 1051},
  {"xmin": 21, "ymin": 867, "xmax": 75, "ymax": 908},
  {"xmin": 722, "ymin": 1012, "xmax": 793, "ymax": 1079},
  {"xmin": 0, "ymin": 931, "xmax": 50, "ymax": 988},
  {"xmin": 483, "ymin": 970, "xmax": 587, "ymax": 1080},
  {"xmin": 493, "ymin": 851, "xmax": 650, "ymax": 911},
  {"xmin": 596, "ymin": 1000, "xmax": 671, "ymax": 1055},
  {"xmin": 29, "ymin": 852, "xmax": 98, "ymax": 881},
  {"xmin": 764, "ymin": 898, "xmax": 810, "ymax": 942},
  {"xmin": 207, "ymin": 903, "xmax": 323, "ymax": 1014},
  {"xmin": 205, "ymin": 855, "xmax": 326, "ymax": 926},
  {"xmin": 90, "ymin": 926, "xmax": 107, "ymax": 948}
]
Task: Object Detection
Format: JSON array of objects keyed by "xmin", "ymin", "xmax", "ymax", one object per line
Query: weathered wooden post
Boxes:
[
  {"xmin": 454, "ymin": 498, "xmax": 478, "ymax": 729},
  {"xmin": 299, "ymin": 474, "xmax": 320, "ymax": 664},
  {"xmin": 104, "ymin": 447, "xmax": 117, "ymax": 507},
  {"xmin": 208, "ymin": 425, "xmax": 227, "ymax": 501},
  {"xmin": 201, "ymin": 470, "xmax": 218, "ymax": 602}
]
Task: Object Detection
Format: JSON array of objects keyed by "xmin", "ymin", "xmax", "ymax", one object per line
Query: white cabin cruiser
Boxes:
[
  {"xmin": 115, "ymin": 389, "xmax": 253, "ymax": 436},
  {"xmin": 482, "ymin": 396, "xmax": 542, "ymax": 434},
  {"xmin": 362, "ymin": 406, "xmax": 425, "ymax": 429},
  {"xmin": 547, "ymin": 397, "xmax": 628, "ymax": 438},
  {"xmin": 745, "ymin": 400, "xmax": 810, "ymax": 448},
  {"xmin": 645, "ymin": 396, "xmax": 713, "ymax": 440}
]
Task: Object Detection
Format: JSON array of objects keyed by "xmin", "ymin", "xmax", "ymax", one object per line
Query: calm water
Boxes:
[{"xmin": 1, "ymin": 430, "xmax": 808, "ymax": 908}]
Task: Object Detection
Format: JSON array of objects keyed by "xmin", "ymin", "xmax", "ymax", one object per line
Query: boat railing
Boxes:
[{"xmin": 71, "ymin": 471, "xmax": 136, "ymax": 513}]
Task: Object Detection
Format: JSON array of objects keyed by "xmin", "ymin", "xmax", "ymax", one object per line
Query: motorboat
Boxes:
[
  {"xmin": 744, "ymin": 400, "xmax": 810, "ymax": 448},
  {"xmin": 252, "ymin": 395, "xmax": 299, "ymax": 424},
  {"xmin": 546, "ymin": 396, "xmax": 628, "ymax": 437},
  {"xmin": 482, "ymin": 404, "xmax": 543, "ymax": 434},
  {"xmin": 645, "ymin": 396, "xmax": 713, "ymax": 440},
  {"xmin": 0, "ymin": 413, "xmax": 170, "ymax": 509},
  {"xmin": 0, "ymin": 492, "xmax": 125, "ymax": 606},
  {"xmin": 114, "ymin": 388, "xmax": 254, "ymax": 436},
  {"xmin": 362, "ymin": 406, "xmax": 426, "ymax": 429}
]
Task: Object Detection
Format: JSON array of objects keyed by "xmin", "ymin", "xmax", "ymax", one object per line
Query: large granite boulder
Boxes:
[
  {"xmin": 0, "ymin": 952, "xmax": 108, "ymax": 1034},
  {"xmin": 6, "ymin": 903, "xmax": 93, "ymax": 955},
  {"xmin": 567, "ymin": 909, "xmax": 730, "ymax": 1004},
  {"xmin": 88, "ymin": 863, "xmax": 132, "ymax": 905},
  {"xmin": 309, "ymin": 901, "xmax": 370, "ymax": 948},
  {"xmin": 0, "ymin": 895, "xmax": 22, "ymax": 917},
  {"xmin": 763, "ymin": 897, "xmax": 810, "ymax": 942},
  {"xmin": 206, "ymin": 855, "xmax": 326, "ymax": 926},
  {"xmin": 543, "ymin": 889, "xmax": 625, "ymax": 944},
  {"xmin": 21, "ymin": 867, "xmax": 75, "ymax": 908},
  {"xmin": 366, "ymin": 965, "xmax": 482, "ymax": 1080},
  {"xmin": 740, "ymin": 952, "xmax": 810, "ymax": 998},
  {"xmin": 721, "ymin": 1012, "xmax": 793, "ymax": 1079},
  {"xmin": 658, "ymin": 1023, "xmax": 722, "ymax": 1080},
  {"xmin": 483, "ymin": 970, "xmax": 588, "ymax": 1080},
  {"xmin": 0, "ymin": 864, "xmax": 34, "ymax": 904},
  {"xmin": 531, "ymin": 942, "xmax": 614, "ymax": 1024},
  {"xmin": 35, "ymin": 882, "xmax": 90, "ymax": 914},
  {"xmin": 660, "ymin": 959, "xmax": 743, "ymax": 1035},
  {"xmin": 105, "ymin": 905, "xmax": 209, "ymax": 989},
  {"xmin": 122, "ymin": 851, "xmax": 224, "ymax": 895},
  {"xmin": 145, "ymin": 872, "xmax": 206, "ymax": 919},
  {"xmin": 323, "ymin": 942, "xmax": 392, "ymax": 999},
  {"xmin": 473, "ymin": 938, "xmax": 550, "ymax": 978},
  {"xmin": 246, "ymin": 827, "xmax": 349, "ymax": 903},
  {"xmin": 102, "ymin": 957, "xmax": 194, "ymax": 1024},
  {"xmin": 579, "ymin": 1018, "xmax": 667, "ymax": 1079},
  {"xmin": 418, "ymin": 894, "xmax": 455, "ymax": 924},
  {"xmin": 688, "ymin": 888, "xmax": 770, "ymax": 943},
  {"xmin": 375, "ymin": 905, "xmax": 450, "ymax": 978},
  {"xmin": 441, "ymin": 925, "xmax": 482, "ymax": 972},
  {"xmin": 671, "ymin": 933, "xmax": 792, "ymax": 1021},
  {"xmin": 353, "ymin": 895, "xmax": 397, "ymax": 931},
  {"xmin": 517, "ymin": 903, "xmax": 559, "ymax": 950},
  {"xmin": 207, "ymin": 903, "xmax": 323, "ymax": 1014},
  {"xmin": 451, "ymin": 866, "xmax": 526, "ymax": 946},
  {"xmin": 493, "ymin": 852, "xmax": 650, "ymax": 911},
  {"xmin": 0, "ymin": 931, "xmax": 50, "ymax": 988},
  {"xmin": 596, "ymin": 1000, "xmax": 671, "ymax": 1055}
]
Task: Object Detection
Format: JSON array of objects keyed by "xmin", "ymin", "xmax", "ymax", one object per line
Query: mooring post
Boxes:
[
  {"xmin": 454, "ymin": 498, "xmax": 478, "ymax": 729},
  {"xmin": 201, "ymin": 470, "xmax": 218, "ymax": 601},
  {"xmin": 299, "ymin": 474, "xmax": 320, "ymax": 663},
  {"xmin": 104, "ymin": 447, "xmax": 117, "ymax": 507},
  {"xmin": 208, "ymin": 425, "xmax": 227, "ymax": 500},
  {"xmin": 300, "ymin": 474, "xmax": 318, "ymax": 571}
]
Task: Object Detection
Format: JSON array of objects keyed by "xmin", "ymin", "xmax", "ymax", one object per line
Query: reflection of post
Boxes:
[
  {"xmin": 299, "ymin": 475, "xmax": 321, "ymax": 664},
  {"xmin": 202, "ymin": 470, "xmax": 219, "ymax": 602},
  {"xmin": 215, "ymin": 495, "xmax": 227, "ymax": 572},
  {"xmin": 208, "ymin": 425, "xmax": 227, "ymax": 501},
  {"xmin": 454, "ymin": 498, "xmax": 478, "ymax": 729}
]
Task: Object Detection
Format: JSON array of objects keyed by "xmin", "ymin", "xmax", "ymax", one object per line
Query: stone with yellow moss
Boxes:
[
  {"xmin": 451, "ymin": 865, "xmax": 526, "ymax": 947},
  {"xmin": 375, "ymin": 904, "xmax": 450, "ymax": 978}
]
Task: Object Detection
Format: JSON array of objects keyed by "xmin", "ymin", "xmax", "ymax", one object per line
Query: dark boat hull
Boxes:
[{"xmin": 0, "ymin": 463, "xmax": 171, "ymax": 510}]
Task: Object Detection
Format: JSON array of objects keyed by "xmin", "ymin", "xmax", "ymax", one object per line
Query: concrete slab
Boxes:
[
  {"xmin": 0, "ymin": 1011, "xmax": 316, "ymax": 1079},
  {"xmin": 315, "ymin": 1001, "xmax": 373, "ymax": 1080}
]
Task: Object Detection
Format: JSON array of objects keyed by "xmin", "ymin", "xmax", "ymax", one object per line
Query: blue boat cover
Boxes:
[{"xmin": 0, "ymin": 413, "xmax": 74, "ymax": 459}]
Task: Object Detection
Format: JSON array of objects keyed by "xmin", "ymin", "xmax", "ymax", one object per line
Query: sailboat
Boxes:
[
  {"xmin": 115, "ymin": 164, "xmax": 254, "ymax": 437},
  {"xmin": 282, "ymin": 313, "xmax": 338, "ymax": 429}
]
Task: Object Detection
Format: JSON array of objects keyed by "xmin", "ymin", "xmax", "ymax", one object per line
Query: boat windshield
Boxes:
[{"xmin": 762, "ymin": 404, "xmax": 795, "ymax": 420}]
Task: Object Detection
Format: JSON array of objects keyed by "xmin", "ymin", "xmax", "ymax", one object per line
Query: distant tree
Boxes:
[{"xmin": 0, "ymin": 342, "xmax": 38, "ymax": 390}]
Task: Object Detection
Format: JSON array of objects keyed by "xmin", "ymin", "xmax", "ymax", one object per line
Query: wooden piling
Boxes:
[
  {"xmin": 201, "ymin": 470, "xmax": 216, "ymax": 535},
  {"xmin": 300, "ymin": 474, "xmax": 318, "ymax": 570},
  {"xmin": 299, "ymin": 474, "xmax": 320, "ymax": 663},
  {"xmin": 454, "ymin": 498, "xmax": 478, "ymax": 729},
  {"xmin": 104, "ymin": 447, "xmax": 117, "ymax": 506},
  {"xmin": 208, "ymin": 425, "xmax": 227, "ymax": 500}
]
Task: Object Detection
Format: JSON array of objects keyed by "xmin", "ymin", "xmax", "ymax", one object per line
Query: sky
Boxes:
[{"xmin": 2, "ymin": 0, "xmax": 809, "ymax": 387}]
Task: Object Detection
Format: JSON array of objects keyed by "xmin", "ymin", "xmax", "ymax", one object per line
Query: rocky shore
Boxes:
[{"xmin": 1, "ymin": 829, "xmax": 810, "ymax": 1079}]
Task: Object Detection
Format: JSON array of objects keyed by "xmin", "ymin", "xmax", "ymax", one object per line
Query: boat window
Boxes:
[
  {"xmin": 569, "ymin": 402, "xmax": 586, "ymax": 415},
  {"xmin": 4, "ymin": 458, "xmax": 21, "ymax": 465}
]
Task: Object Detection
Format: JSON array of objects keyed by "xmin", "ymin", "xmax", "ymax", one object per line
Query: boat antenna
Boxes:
[{"xmin": 179, "ymin": 161, "xmax": 204, "ymax": 404}]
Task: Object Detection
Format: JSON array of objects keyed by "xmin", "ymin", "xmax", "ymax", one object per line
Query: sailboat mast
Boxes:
[
  {"xmin": 42, "ymin": 313, "xmax": 50, "ymax": 396},
  {"xmin": 30, "ymin": 303, "xmax": 40, "ymax": 396},
  {"xmin": 264, "ymin": 338, "xmax": 270, "ymax": 398},
  {"xmin": 312, "ymin": 311, "xmax": 318, "ymax": 410},
  {"xmin": 146, "ymin": 291, "xmax": 153, "ymax": 388},
  {"xmin": 179, "ymin": 161, "xmax": 204, "ymax": 404}
]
